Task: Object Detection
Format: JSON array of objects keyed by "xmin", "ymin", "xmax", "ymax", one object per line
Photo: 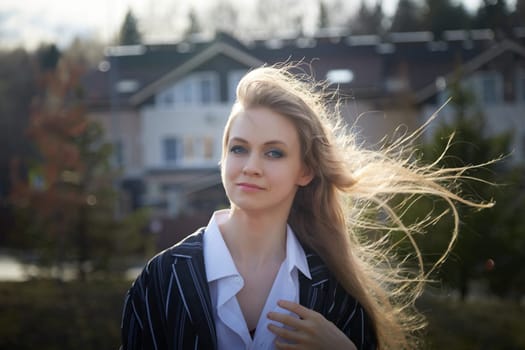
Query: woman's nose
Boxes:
[{"xmin": 242, "ymin": 154, "xmax": 262, "ymax": 176}]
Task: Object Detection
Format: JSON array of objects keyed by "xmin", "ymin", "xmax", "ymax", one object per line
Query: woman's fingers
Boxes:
[
  {"xmin": 275, "ymin": 299, "xmax": 313, "ymax": 319},
  {"xmin": 267, "ymin": 322, "xmax": 302, "ymax": 342},
  {"xmin": 267, "ymin": 310, "xmax": 303, "ymax": 329},
  {"xmin": 267, "ymin": 300, "xmax": 359, "ymax": 350}
]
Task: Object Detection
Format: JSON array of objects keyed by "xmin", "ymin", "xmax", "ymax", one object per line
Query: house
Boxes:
[
  {"xmin": 83, "ymin": 29, "xmax": 525, "ymax": 232},
  {"xmin": 415, "ymin": 37, "xmax": 525, "ymax": 162}
]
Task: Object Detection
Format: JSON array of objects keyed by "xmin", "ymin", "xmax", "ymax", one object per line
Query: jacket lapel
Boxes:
[
  {"xmin": 299, "ymin": 250, "xmax": 330, "ymax": 312},
  {"xmin": 167, "ymin": 231, "xmax": 330, "ymax": 349},
  {"xmin": 170, "ymin": 229, "xmax": 217, "ymax": 349}
]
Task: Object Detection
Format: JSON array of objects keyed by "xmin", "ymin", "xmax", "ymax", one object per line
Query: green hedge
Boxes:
[
  {"xmin": 418, "ymin": 294, "xmax": 525, "ymax": 350},
  {"xmin": 0, "ymin": 280, "xmax": 130, "ymax": 350},
  {"xmin": 0, "ymin": 281, "xmax": 523, "ymax": 350}
]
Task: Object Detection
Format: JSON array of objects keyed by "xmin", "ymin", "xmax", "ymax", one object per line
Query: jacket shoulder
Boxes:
[{"xmin": 141, "ymin": 227, "xmax": 206, "ymax": 276}]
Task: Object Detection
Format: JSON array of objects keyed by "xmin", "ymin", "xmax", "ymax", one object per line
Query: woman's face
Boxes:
[{"xmin": 222, "ymin": 107, "xmax": 312, "ymax": 215}]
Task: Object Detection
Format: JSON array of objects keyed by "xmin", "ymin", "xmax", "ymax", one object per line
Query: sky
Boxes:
[{"xmin": 0, "ymin": 0, "xmax": 509, "ymax": 50}]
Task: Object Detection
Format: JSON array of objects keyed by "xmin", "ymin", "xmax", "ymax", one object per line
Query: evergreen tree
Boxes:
[
  {"xmin": 119, "ymin": 9, "xmax": 142, "ymax": 45},
  {"xmin": 318, "ymin": 0, "xmax": 330, "ymax": 29},
  {"xmin": 423, "ymin": 0, "xmax": 471, "ymax": 38},
  {"xmin": 402, "ymin": 81, "xmax": 521, "ymax": 300},
  {"xmin": 512, "ymin": 0, "xmax": 525, "ymax": 26},
  {"xmin": 185, "ymin": 8, "xmax": 201, "ymax": 37},
  {"xmin": 36, "ymin": 44, "xmax": 60, "ymax": 71},
  {"xmin": 256, "ymin": 0, "xmax": 304, "ymax": 36},
  {"xmin": 350, "ymin": 1, "xmax": 384, "ymax": 35},
  {"xmin": 208, "ymin": 0, "xmax": 238, "ymax": 35},
  {"xmin": 473, "ymin": 0, "xmax": 512, "ymax": 36},
  {"xmin": 390, "ymin": 0, "xmax": 424, "ymax": 32}
]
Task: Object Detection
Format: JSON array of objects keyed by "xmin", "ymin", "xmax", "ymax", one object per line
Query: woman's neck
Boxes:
[{"xmin": 219, "ymin": 208, "xmax": 288, "ymax": 267}]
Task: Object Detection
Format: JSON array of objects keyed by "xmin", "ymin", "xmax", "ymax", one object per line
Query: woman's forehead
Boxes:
[{"xmin": 227, "ymin": 107, "xmax": 300, "ymax": 144}]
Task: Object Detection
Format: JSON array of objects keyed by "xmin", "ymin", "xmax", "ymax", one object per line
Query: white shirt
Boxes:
[{"xmin": 203, "ymin": 210, "xmax": 311, "ymax": 350}]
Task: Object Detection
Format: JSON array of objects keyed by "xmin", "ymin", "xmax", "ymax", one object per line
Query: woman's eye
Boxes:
[
  {"xmin": 266, "ymin": 149, "xmax": 284, "ymax": 158},
  {"xmin": 229, "ymin": 145, "xmax": 247, "ymax": 154}
]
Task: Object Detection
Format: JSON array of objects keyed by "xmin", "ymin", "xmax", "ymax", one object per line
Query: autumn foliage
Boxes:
[{"xmin": 9, "ymin": 54, "xmax": 149, "ymax": 280}]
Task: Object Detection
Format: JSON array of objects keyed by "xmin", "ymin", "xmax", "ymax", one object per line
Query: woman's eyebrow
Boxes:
[{"xmin": 229, "ymin": 137, "xmax": 287, "ymax": 147}]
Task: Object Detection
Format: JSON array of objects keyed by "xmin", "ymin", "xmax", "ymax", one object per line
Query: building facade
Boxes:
[{"xmin": 83, "ymin": 29, "xmax": 525, "ymax": 224}]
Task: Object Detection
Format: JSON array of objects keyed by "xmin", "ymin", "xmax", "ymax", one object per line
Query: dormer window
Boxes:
[
  {"xmin": 326, "ymin": 69, "xmax": 354, "ymax": 84},
  {"xmin": 155, "ymin": 71, "xmax": 219, "ymax": 107},
  {"xmin": 116, "ymin": 79, "xmax": 140, "ymax": 93}
]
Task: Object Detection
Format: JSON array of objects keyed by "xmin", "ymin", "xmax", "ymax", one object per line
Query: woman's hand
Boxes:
[{"xmin": 267, "ymin": 300, "xmax": 358, "ymax": 350}]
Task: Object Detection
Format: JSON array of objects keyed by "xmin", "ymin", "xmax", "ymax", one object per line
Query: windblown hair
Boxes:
[{"xmin": 221, "ymin": 64, "xmax": 493, "ymax": 349}]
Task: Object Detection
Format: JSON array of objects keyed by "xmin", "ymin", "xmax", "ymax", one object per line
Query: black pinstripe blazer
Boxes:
[{"xmin": 121, "ymin": 229, "xmax": 377, "ymax": 350}]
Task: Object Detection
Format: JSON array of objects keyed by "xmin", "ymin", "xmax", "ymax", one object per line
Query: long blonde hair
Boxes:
[{"xmin": 221, "ymin": 64, "xmax": 493, "ymax": 349}]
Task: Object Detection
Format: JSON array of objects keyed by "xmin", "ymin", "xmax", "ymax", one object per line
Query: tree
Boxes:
[
  {"xmin": 422, "ymin": 0, "xmax": 471, "ymax": 38},
  {"xmin": 9, "ymin": 56, "xmax": 150, "ymax": 281},
  {"xmin": 255, "ymin": 0, "xmax": 304, "ymax": 36},
  {"xmin": 483, "ymin": 165, "xmax": 525, "ymax": 300},
  {"xmin": 207, "ymin": 0, "xmax": 238, "ymax": 36},
  {"xmin": 184, "ymin": 8, "xmax": 201, "ymax": 38},
  {"xmin": 511, "ymin": 0, "xmax": 525, "ymax": 27},
  {"xmin": 119, "ymin": 9, "xmax": 142, "ymax": 45},
  {"xmin": 0, "ymin": 48, "xmax": 38, "ymax": 244},
  {"xmin": 63, "ymin": 37, "xmax": 105, "ymax": 67},
  {"xmin": 318, "ymin": 0, "xmax": 330, "ymax": 29},
  {"xmin": 37, "ymin": 44, "xmax": 60, "ymax": 71},
  {"xmin": 408, "ymin": 82, "xmax": 521, "ymax": 300},
  {"xmin": 350, "ymin": 1, "xmax": 385, "ymax": 35},
  {"xmin": 472, "ymin": 0, "xmax": 512, "ymax": 36},
  {"xmin": 390, "ymin": 0, "xmax": 424, "ymax": 32}
]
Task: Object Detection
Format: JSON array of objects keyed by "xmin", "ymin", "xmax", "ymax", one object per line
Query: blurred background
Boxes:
[{"xmin": 1, "ymin": 0, "xmax": 524, "ymax": 349}]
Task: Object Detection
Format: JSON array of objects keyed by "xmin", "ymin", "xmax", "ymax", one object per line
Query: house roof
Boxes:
[
  {"xmin": 82, "ymin": 29, "xmax": 525, "ymax": 110},
  {"xmin": 414, "ymin": 39, "xmax": 525, "ymax": 103},
  {"xmin": 129, "ymin": 40, "xmax": 264, "ymax": 106}
]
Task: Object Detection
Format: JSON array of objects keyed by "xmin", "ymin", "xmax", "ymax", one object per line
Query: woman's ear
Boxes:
[{"xmin": 297, "ymin": 166, "xmax": 314, "ymax": 187}]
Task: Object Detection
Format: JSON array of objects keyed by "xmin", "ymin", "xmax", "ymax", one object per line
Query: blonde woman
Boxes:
[{"xmin": 121, "ymin": 65, "xmax": 491, "ymax": 350}]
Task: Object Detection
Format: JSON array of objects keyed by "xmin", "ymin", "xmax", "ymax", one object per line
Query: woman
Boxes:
[{"xmin": 121, "ymin": 65, "xmax": 491, "ymax": 349}]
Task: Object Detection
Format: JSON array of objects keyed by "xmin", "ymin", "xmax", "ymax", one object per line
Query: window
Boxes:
[
  {"xmin": 471, "ymin": 72, "xmax": 503, "ymax": 105},
  {"xmin": 203, "ymin": 136, "xmax": 214, "ymax": 159},
  {"xmin": 156, "ymin": 72, "xmax": 219, "ymax": 107},
  {"xmin": 157, "ymin": 89, "xmax": 175, "ymax": 106},
  {"xmin": 196, "ymin": 73, "xmax": 218, "ymax": 104},
  {"xmin": 481, "ymin": 74, "xmax": 500, "ymax": 104},
  {"xmin": 162, "ymin": 92, "xmax": 173, "ymax": 104},
  {"xmin": 163, "ymin": 136, "xmax": 215, "ymax": 165},
  {"xmin": 184, "ymin": 136, "xmax": 194, "ymax": 159},
  {"xmin": 200, "ymin": 78, "xmax": 213, "ymax": 104},
  {"xmin": 163, "ymin": 138, "xmax": 183, "ymax": 164},
  {"xmin": 517, "ymin": 69, "xmax": 525, "ymax": 103},
  {"xmin": 228, "ymin": 70, "xmax": 248, "ymax": 102},
  {"xmin": 114, "ymin": 140, "xmax": 124, "ymax": 167},
  {"xmin": 182, "ymin": 79, "xmax": 192, "ymax": 104}
]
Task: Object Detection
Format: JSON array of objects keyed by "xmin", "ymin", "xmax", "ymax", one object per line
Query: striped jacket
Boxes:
[{"xmin": 121, "ymin": 229, "xmax": 377, "ymax": 350}]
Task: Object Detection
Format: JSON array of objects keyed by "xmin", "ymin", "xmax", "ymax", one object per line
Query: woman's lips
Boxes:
[{"xmin": 237, "ymin": 182, "xmax": 264, "ymax": 191}]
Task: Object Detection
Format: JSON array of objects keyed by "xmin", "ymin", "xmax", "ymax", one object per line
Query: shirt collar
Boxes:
[
  {"xmin": 203, "ymin": 209, "xmax": 312, "ymax": 282},
  {"xmin": 285, "ymin": 224, "xmax": 311, "ymax": 280},
  {"xmin": 204, "ymin": 210, "xmax": 239, "ymax": 282}
]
